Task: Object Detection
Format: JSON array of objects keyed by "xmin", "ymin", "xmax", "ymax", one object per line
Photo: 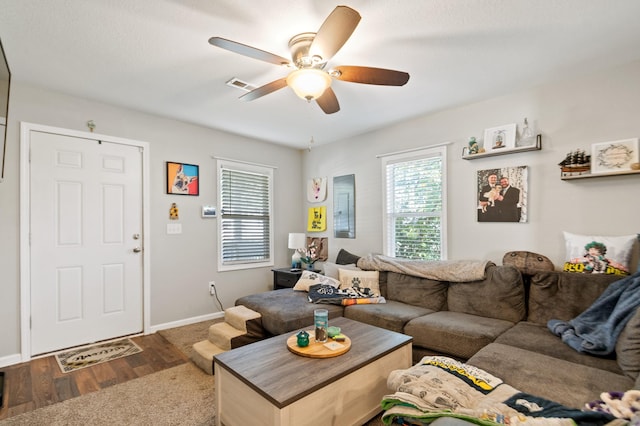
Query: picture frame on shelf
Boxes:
[
  {"xmin": 166, "ymin": 161, "xmax": 199, "ymax": 195},
  {"xmin": 483, "ymin": 123, "xmax": 517, "ymax": 153},
  {"xmin": 590, "ymin": 138, "xmax": 639, "ymax": 174}
]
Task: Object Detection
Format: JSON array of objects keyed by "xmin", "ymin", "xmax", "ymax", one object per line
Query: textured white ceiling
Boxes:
[{"xmin": 2, "ymin": 0, "xmax": 640, "ymax": 148}]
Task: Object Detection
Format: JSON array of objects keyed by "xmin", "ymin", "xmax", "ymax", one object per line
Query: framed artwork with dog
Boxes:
[{"xmin": 166, "ymin": 161, "xmax": 199, "ymax": 195}]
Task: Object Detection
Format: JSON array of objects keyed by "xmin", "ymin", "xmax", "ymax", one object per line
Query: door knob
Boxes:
[{"xmin": 133, "ymin": 247, "xmax": 142, "ymax": 253}]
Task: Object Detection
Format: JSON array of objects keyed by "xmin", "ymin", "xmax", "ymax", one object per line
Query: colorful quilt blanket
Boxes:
[{"xmin": 380, "ymin": 356, "xmax": 615, "ymax": 426}]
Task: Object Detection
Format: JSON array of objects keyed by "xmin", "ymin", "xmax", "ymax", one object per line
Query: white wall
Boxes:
[
  {"xmin": 2, "ymin": 59, "xmax": 639, "ymax": 364},
  {"xmin": 0, "ymin": 83, "xmax": 304, "ymax": 362},
  {"xmin": 303, "ymin": 59, "xmax": 640, "ymax": 268}
]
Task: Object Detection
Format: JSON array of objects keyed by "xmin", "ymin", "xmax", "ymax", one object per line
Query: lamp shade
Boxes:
[
  {"xmin": 286, "ymin": 69, "xmax": 331, "ymax": 101},
  {"xmin": 288, "ymin": 233, "xmax": 306, "ymax": 250}
]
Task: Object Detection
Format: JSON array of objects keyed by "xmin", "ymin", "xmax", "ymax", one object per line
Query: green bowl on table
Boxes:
[{"xmin": 327, "ymin": 326, "xmax": 341, "ymax": 338}]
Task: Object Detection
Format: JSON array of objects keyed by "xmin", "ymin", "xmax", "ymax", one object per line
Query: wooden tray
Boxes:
[{"xmin": 286, "ymin": 330, "xmax": 351, "ymax": 358}]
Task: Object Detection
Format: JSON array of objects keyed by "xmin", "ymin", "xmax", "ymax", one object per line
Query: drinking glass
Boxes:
[{"xmin": 314, "ymin": 309, "xmax": 328, "ymax": 343}]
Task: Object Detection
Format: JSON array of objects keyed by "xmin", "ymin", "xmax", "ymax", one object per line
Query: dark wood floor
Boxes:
[{"xmin": 0, "ymin": 333, "xmax": 188, "ymax": 421}]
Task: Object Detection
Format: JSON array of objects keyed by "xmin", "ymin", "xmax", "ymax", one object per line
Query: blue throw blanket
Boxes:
[{"xmin": 548, "ymin": 271, "xmax": 640, "ymax": 355}]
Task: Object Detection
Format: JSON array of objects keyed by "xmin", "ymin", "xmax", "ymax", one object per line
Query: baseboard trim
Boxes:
[
  {"xmin": 0, "ymin": 353, "xmax": 23, "ymax": 369},
  {"xmin": 148, "ymin": 311, "xmax": 224, "ymax": 334}
]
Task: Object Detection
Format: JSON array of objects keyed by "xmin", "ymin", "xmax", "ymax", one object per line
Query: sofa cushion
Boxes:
[
  {"xmin": 385, "ymin": 272, "xmax": 448, "ymax": 311},
  {"xmin": 563, "ymin": 231, "xmax": 637, "ymax": 275},
  {"xmin": 616, "ymin": 307, "xmax": 640, "ymax": 379},
  {"xmin": 404, "ymin": 311, "xmax": 515, "ymax": 359},
  {"xmin": 322, "ymin": 261, "xmax": 359, "ymax": 279},
  {"xmin": 527, "ymin": 271, "xmax": 621, "ymax": 325},
  {"xmin": 447, "ymin": 265, "xmax": 525, "ymax": 323},
  {"xmin": 335, "ymin": 248, "xmax": 361, "ymax": 265},
  {"xmin": 343, "ymin": 300, "xmax": 432, "ymax": 333},
  {"xmin": 495, "ymin": 321, "xmax": 622, "ymax": 375},
  {"xmin": 338, "ymin": 269, "xmax": 380, "ymax": 295},
  {"xmin": 468, "ymin": 343, "xmax": 634, "ymax": 409},
  {"xmin": 235, "ymin": 289, "xmax": 343, "ymax": 336},
  {"xmin": 292, "ymin": 270, "xmax": 339, "ymax": 292}
]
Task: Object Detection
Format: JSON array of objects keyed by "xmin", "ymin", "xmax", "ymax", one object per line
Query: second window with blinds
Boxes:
[{"xmin": 217, "ymin": 159, "xmax": 274, "ymax": 271}]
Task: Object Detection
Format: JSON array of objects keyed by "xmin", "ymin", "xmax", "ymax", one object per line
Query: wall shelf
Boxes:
[
  {"xmin": 462, "ymin": 134, "xmax": 542, "ymax": 160},
  {"xmin": 561, "ymin": 169, "xmax": 640, "ymax": 180}
]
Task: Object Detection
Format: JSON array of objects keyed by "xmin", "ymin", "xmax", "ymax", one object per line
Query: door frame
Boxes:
[{"xmin": 19, "ymin": 121, "xmax": 151, "ymax": 361}]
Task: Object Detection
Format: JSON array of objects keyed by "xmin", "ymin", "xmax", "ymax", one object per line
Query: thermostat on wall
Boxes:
[{"xmin": 202, "ymin": 205, "xmax": 217, "ymax": 218}]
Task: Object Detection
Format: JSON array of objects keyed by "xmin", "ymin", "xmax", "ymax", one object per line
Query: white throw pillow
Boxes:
[
  {"xmin": 563, "ymin": 231, "xmax": 637, "ymax": 275},
  {"xmin": 322, "ymin": 262, "xmax": 360, "ymax": 279},
  {"xmin": 338, "ymin": 269, "xmax": 380, "ymax": 296},
  {"xmin": 292, "ymin": 271, "xmax": 340, "ymax": 292}
]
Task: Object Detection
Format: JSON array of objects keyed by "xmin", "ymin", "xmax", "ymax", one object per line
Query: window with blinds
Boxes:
[
  {"xmin": 381, "ymin": 146, "xmax": 447, "ymax": 260},
  {"xmin": 217, "ymin": 159, "xmax": 274, "ymax": 271}
]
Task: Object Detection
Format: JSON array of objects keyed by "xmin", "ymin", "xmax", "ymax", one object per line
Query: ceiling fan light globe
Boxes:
[{"xmin": 286, "ymin": 69, "xmax": 331, "ymax": 101}]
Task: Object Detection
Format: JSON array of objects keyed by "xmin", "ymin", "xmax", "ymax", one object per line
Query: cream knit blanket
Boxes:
[{"xmin": 356, "ymin": 254, "xmax": 492, "ymax": 282}]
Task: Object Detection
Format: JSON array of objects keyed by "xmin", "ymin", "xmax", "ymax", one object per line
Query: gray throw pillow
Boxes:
[{"xmin": 335, "ymin": 249, "xmax": 361, "ymax": 265}]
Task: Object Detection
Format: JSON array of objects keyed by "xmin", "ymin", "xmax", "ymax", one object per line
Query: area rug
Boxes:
[
  {"xmin": 0, "ymin": 363, "xmax": 215, "ymax": 426},
  {"xmin": 55, "ymin": 338, "xmax": 142, "ymax": 373}
]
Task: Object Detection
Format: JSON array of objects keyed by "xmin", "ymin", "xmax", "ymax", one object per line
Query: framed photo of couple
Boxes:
[{"xmin": 477, "ymin": 166, "xmax": 528, "ymax": 223}]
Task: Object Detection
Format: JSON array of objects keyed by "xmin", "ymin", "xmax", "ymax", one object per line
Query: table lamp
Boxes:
[{"xmin": 288, "ymin": 233, "xmax": 306, "ymax": 270}]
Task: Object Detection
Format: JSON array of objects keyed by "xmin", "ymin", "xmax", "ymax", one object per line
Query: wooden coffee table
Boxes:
[{"xmin": 213, "ymin": 316, "xmax": 412, "ymax": 426}]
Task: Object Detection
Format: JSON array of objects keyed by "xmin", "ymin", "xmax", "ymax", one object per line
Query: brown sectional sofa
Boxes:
[{"xmin": 235, "ymin": 254, "xmax": 639, "ymax": 409}]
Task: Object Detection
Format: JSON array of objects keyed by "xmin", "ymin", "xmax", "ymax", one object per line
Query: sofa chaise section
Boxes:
[{"xmin": 236, "ymin": 288, "xmax": 343, "ymax": 336}]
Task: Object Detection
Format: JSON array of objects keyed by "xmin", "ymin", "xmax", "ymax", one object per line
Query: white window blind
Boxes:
[
  {"xmin": 218, "ymin": 159, "xmax": 273, "ymax": 271},
  {"xmin": 382, "ymin": 146, "xmax": 447, "ymax": 260}
]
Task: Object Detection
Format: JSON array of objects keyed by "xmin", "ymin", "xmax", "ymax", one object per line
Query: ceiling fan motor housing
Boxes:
[{"xmin": 288, "ymin": 33, "xmax": 324, "ymax": 69}]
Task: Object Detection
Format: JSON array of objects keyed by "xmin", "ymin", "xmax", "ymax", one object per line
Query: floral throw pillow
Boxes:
[
  {"xmin": 563, "ymin": 231, "xmax": 637, "ymax": 275},
  {"xmin": 292, "ymin": 271, "xmax": 339, "ymax": 292},
  {"xmin": 338, "ymin": 269, "xmax": 380, "ymax": 296}
]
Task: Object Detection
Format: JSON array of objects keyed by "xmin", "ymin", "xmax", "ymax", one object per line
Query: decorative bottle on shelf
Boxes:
[{"xmin": 519, "ymin": 118, "xmax": 535, "ymax": 146}]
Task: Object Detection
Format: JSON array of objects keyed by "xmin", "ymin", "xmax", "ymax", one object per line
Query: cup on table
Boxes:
[{"xmin": 314, "ymin": 309, "xmax": 328, "ymax": 343}]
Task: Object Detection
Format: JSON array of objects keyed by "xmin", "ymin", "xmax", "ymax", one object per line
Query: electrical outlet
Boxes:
[{"xmin": 209, "ymin": 281, "xmax": 216, "ymax": 296}]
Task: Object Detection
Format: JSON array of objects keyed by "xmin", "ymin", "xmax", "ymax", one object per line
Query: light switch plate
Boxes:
[{"xmin": 167, "ymin": 223, "xmax": 182, "ymax": 234}]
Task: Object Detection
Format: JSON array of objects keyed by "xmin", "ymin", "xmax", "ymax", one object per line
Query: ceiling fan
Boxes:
[{"xmin": 208, "ymin": 5, "xmax": 410, "ymax": 114}]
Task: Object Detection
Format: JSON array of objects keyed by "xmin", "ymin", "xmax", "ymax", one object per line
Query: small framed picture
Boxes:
[
  {"xmin": 483, "ymin": 123, "xmax": 517, "ymax": 153},
  {"xmin": 202, "ymin": 205, "xmax": 217, "ymax": 218},
  {"xmin": 166, "ymin": 162, "xmax": 199, "ymax": 195},
  {"xmin": 591, "ymin": 138, "xmax": 639, "ymax": 174}
]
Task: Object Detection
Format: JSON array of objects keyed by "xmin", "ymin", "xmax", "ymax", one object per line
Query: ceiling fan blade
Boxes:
[
  {"xmin": 316, "ymin": 87, "xmax": 340, "ymax": 114},
  {"xmin": 208, "ymin": 37, "xmax": 291, "ymax": 66},
  {"xmin": 240, "ymin": 78, "xmax": 288, "ymax": 101},
  {"xmin": 331, "ymin": 66, "xmax": 410, "ymax": 86},
  {"xmin": 309, "ymin": 6, "xmax": 361, "ymax": 62}
]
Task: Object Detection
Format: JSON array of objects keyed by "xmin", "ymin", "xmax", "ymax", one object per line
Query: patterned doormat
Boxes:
[{"xmin": 55, "ymin": 338, "xmax": 143, "ymax": 373}]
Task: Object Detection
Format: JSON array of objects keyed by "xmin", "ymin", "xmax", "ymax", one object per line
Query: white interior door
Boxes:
[{"xmin": 29, "ymin": 130, "xmax": 144, "ymax": 355}]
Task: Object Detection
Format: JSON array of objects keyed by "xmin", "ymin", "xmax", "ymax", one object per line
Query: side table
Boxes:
[{"xmin": 271, "ymin": 267, "xmax": 320, "ymax": 290}]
